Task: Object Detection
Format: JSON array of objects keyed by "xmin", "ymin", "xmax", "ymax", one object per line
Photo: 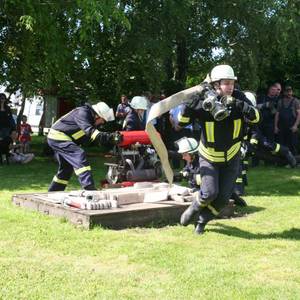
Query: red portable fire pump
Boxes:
[{"xmin": 104, "ymin": 131, "xmax": 162, "ymax": 184}]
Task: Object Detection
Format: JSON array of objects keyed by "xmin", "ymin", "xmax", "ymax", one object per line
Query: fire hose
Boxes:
[{"xmin": 146, "ymin": 80, "xmax": 208, "ymax": 185}]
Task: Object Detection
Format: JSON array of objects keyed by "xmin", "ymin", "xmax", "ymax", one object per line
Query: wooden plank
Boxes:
[
  {"xmin": 89, "ymin": 203, "xmax": 188, "ymax": 229},
  {"xmin": 12, "ymin": 193, "xmax": 189, "ymax": 229},
  {"xmin": 12, "ymin": 194, "xmax": 91, "ymax": 229},
  {"xmin": 12, "ymin": 192, "xmax": 235, "ymax": 230}
]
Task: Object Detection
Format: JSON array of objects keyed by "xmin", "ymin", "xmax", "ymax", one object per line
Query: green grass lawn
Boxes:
[{"xmin": 1, "ymin": 137, "xmax": 300, "ymax": 299}]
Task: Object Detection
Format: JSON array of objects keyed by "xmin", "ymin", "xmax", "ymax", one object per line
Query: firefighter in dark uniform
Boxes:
[
  {"xmin": 123, "ymin": 96, "xmax": 148, "ymax": 131},
  {"xmin": 178, "ymin": 65, "xmax": 260, "ymax": 235},
  {"xmin": 176, "ymin": 136, "xmax": 248, "ymax": 206},
  {"xmin": 47, "ymin": 102, "xmax": 118, "ymax": 191},
  {"xmin": 244, "ymin": 92, "xmax": 296, "ymax": 167}
]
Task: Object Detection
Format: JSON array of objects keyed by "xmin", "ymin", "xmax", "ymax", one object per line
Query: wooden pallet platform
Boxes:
[{"xmin": 12, "ymin": 192, "xmax": 190, "ymax": 229}]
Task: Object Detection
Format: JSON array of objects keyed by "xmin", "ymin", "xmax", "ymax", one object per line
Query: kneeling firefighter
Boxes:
[
  {"xmin": 178, "ymin": 64, "xmax": 260, "ymax": 235},
  {"xmin": 48, "ymin": 102, "xmax": 120, "ymax": 191},
  {"xmin": 175, "ymin": 137, "xmax": 201, "ymax": 191}
]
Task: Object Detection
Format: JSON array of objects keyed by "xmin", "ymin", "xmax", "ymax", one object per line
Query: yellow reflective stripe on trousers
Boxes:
[
  {"xmin": 178, "ymin": 113, "xmax": 190, "ymax": 123},
  {"xmin": 205, "ymin": 122, "xmax": 215, "ymax": 142},
  {"xmin": 236, "ymin": 178, "xmax": 243, "ymax": 183},
  {"xmin": 250, "ymin": 138, "xmax": 258, "ymax": 144},
  {"xmin": 53, "ymin": 175, "xmax": 68, "ymax": 185},
  {"xmin": 272, "ymin": 143, "xmax": 280, "ymax": 154},
  {"xmin": 233, "ymin": 119, "xmax": 241, "ymax": 139},
  {"xmin": 91, "ymin": 129, "xmax": 100, "ymax": 141},
  {"xmin": 72, "ymin": 130, "xmax": 85, "ymax": 140},
  {"xmin": 242, "ymin": 170, "xmax": 247, "ymax": 175},
  {"xmin": 48, "ymin": 129, "xmax": 72, "ymax": 141},
  {"xmin": 74, "ymin": 166, "xmax": 91, "ymax": 175},
  {"xmin": 207, "ymin": 205, "xmax": 219, "ymax": 216},
  {"xmin": 199, "ymin": 141, "xmax": 241, "ymax": 162},
  {"xmin": 199, "ymin": 202, "xmax": 219, "ymax": 216}
]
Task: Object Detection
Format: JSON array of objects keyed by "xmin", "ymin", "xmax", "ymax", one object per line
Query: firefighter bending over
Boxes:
[
  {"xmin": 47, "ymin": 102, "xmax": 120, "ymax": 191},
  {"xmin": 178, "ymin": 64, "xmax": 260, "ymax": 235}
]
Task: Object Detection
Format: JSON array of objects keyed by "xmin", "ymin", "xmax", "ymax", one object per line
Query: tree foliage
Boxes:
[{"xmin": 0, "ymin": 0, "xmax": 299, "ymax": 107}]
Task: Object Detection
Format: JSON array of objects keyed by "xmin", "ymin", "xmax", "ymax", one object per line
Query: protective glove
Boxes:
[
  {"xmin": 98, "ymin": 132, "xmax": 123, "ymax": 146},
  {"xmin": 109, "ymin": 132, "xmax": 123, "ymax": 145},
  {"xmin": 180, "ymin": 171, "xmax": 189, "ymax": 178},
  {"xmin": 235, "ymin": 100, "xmax": 252, "ymax": 114},
  {"xmin": 98, "ymin": 132, "xmax": 112, "ymax": 145}
]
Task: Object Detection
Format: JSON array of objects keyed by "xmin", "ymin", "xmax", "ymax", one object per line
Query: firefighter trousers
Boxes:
[
  {"xmin": 197, "ymin": 154, "xmax": 240, "ymax": 224},
  {"xmin": 47, "ymin": 139, "xmax": 95, "ymax": 191}
]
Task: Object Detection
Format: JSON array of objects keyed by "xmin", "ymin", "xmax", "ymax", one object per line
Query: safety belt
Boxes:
[{"xmin": 146, "ymin": 83, "xmax": 206, "ymax": 185}]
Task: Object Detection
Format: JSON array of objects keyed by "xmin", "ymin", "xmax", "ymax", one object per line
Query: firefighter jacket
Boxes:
[
  {"xmin": 47, "ymin": 104, "xmax": 110, "ymax": 145},
  {"xmin": 123, "ymin": 109, "xmax": 145, "ymax": 131},
  {"xmin": 178, "ymin": 86, "xmax": 260, "ymax": 163}
]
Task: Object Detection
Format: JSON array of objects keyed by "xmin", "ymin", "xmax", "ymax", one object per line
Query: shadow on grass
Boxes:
[
  {"xmin": 94, "ymin": 205, "xmax": 266, "ymax": 231},
  {"xmin": 234, "ymin": 205, "xmax": 266, "ymax": 217},
  {"xmin": 209, "ymin": 223, "xmax": 300, "ymax": 240}
]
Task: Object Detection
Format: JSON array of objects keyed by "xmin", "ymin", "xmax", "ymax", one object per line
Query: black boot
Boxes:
[
  {"xmin": 48, "ymin": 181, "xmax": 66, "ymax": 192},
  {"xmin": 180, "ymin": 199, "xmax": 201, "ymax": 226},
  {"xmin": 285, "ymin": 150, "xmax": 297, "ymax": 168},
  {"xmin": 84, "ymin": 184, "xmax": 97, "ymax": 190},
  {"xmin": 231, "ymin": 192, "xmax": 247, "ymax": 207},
  {"xmin": 279, "ymin": 145, "xmax": 297, "ymax": 168},
  {"xmin": 194, "ymin": 222, "xmax": 206, "ymax": 235}
]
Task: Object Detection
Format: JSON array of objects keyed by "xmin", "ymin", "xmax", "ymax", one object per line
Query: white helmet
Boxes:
[
  {"xmin": 176, "ymin": 137, "xmax": 199, "ymax": 154},
  {"xmin": 244, "ymin": 91, "xmax": 256, "ymax": 107},
  {"xmin": 130, "ymin": 96, "xmax": 148, "ymax": 110},
  {"xmin": 210, "ymin": 64, "xmax": 237, "ymax": 82},
  {"xmin": 92, "ymin": 102, "xmax": 115, "ymax": 122}
]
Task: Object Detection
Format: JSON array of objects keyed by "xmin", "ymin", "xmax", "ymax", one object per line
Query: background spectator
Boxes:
[
  {"xmin": 257, "ymin": 83, "xmax": 282, "ymax": 142},
  {"xmin": 0, "ymin": 93, "xmax": 16, "ymax": 163},
  {"xmin": 18, "ymin": 115, "xmax": 33, "ymax": 153},
  {"xmin": 115, "ymin": 95, "xmax": 130, "ymax": 129},
  {"xmin": 275, "ymin": 86, "xmax": 300, "ymax": 154}
]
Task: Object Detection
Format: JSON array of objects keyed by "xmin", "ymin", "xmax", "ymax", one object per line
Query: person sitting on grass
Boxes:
[{"xmin": 9, "ymin": 131, "xmax": 34, "ymax": 164}]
